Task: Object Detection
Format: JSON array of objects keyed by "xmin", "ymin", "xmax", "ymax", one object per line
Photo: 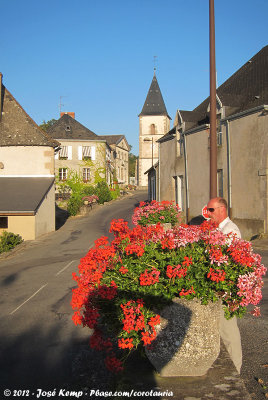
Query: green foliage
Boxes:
[
  {"xmin": 110, "ymin": 187, "xmax": 121, "ymax": 200},
  {"xmin": 0, "ymin": 231, "xmax": 23, "ymax": 253},
  {"xmin": 82, "ymin": 185, "xmax": 96, "ymax": 196},
  {"xmin": 39, "ymin": 119, "xmax": 57, "ymax": 132},
  {"xmin": 95, "ymin": 181, "xmax": 112, "ymax": 204},
  {"xmin": 56, "ymin": 163, "xmax": 114, "ymax": 215},
  {"xmin": 129, "ymin": 153, "xmax": 138, "ymax": 178},
  {"xmin": 67, "ymin": 193, "xmax": 84, "ymax": 216},
  {"xmin": 57, "ymin": 170, "xmax": 85, "ymax": 194}
]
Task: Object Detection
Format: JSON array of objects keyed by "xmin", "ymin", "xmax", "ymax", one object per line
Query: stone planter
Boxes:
[{"xmin": 145, "ymin": 297, "xmax": 221, "ymax": 377}]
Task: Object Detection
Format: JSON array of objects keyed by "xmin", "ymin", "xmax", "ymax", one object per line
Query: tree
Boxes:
[
  {"xmin": 39, "ymin": 119, "xmax": 57, "ymax": 132},
  {"xmin": 129, "ymin": 153, "xmax": 138, "ymax": 178}
]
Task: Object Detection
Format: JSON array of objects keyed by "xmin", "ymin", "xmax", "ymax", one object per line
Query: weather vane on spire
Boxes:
[{"xmin": 153, "ymin": 55, "xmax": 157, "ymax": 75}]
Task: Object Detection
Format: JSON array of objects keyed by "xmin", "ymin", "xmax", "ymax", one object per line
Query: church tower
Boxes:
[{"xmin": 138, "ymin": 72, "xmax": 171, "ymax": 187}]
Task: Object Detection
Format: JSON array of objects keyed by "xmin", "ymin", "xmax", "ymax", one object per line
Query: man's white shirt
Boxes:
[{"xmin": 218, "ymin": 217, "xmax": 241, "ymax": 239}]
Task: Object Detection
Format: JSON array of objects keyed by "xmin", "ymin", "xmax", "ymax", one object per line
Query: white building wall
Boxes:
[
  {"xmin": 139, "ymin": 115, "xmax": 170, "ymax": 186},
  {"xmin": 0, "ymin": 146, "xmax": 55, "ymax": 176}
]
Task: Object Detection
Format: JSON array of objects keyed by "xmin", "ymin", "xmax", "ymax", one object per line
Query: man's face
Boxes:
[{"xmin": 207, "ymin": 199, "xmax": 227, "ymax": 225}]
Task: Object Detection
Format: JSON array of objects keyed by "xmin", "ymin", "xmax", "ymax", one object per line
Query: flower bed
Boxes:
[
  {"xmin": 82, "ymin": 195, "xmax": 99, "ymax": 205},
  {"xmin": 71, "ymin": 209, "xmax": 266, "ymax": 373},
  {"xmin": 132, "ymin": 200, "xmax": 181, "ymax": 227}
]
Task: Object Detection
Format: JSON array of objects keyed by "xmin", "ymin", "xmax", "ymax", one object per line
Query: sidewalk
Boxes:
[
  {"xmin": 121, "ymin": 342, "xmax": 250, "ymax": 400},
  {"xmin": 70, "ymin": 340, "xmax": 251, "ymax": 400}
]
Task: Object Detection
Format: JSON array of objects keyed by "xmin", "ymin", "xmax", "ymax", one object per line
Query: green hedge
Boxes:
[
  {"xmin": 95, "ymin": 181, "xmax": 112, "ymax": 204},
  {"xmin": 0, "ymin": 231, "xmax": 23, "ymax": 253},
  {"xmin": 67, "ymin": 193, "xmax": 84, "ymax": 216}
]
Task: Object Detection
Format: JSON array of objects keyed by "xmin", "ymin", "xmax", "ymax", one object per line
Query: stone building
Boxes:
[
  {"xmin": 0, "ymin": 73, "xmax": 59, "ymax": 240},
  {"xmin": 157, "ymin": 45, "xmax": 268, "ymax": 239},
  {"xmin": 138, "ymin": 72, "xmax": 170, "ymax": 187},
  {"xmin": 98, "ymin": 135, "xmax": 131, "ymax": 185},
  {"xmin": 47, "ymin": 113, "xmax": 113, "ymax": 188}
]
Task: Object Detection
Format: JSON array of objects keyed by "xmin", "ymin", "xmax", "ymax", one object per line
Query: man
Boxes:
[
  {"xmin": 207, "ymin": 197, "xmax": 241, "ymax": 239},
  {"xmin": 207, "ymin": 197, "xmax": 242, "ymax": 374}
]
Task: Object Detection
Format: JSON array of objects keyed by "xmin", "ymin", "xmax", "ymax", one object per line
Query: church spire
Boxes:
[{"xmin": 139, "ymin": 74, "xmax": 170, "ymax": 119}]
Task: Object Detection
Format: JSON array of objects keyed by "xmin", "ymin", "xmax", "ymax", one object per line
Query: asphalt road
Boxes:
[
  {"xmin": 0, "ymin": 190, "xmax": 147, "ymax": 394},
  {"xmin": 0, "ymin": 190, "xmax": 267, "ymax": 399}
]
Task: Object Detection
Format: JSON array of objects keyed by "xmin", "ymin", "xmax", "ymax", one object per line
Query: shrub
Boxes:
[
  {"xmin": 82, "ymin": 185, "xmax": 96, "ymax": 197},
  {"xmin": 95, "ymin": 181, "xmax": 112, "ymax": 204},
  {"xmin": 110, "ymin": 187, "xmax": 120, "ymax": 200},
  {"xmin": 67, "ymin": 193, "xmax": 83, "ymax": 216},
  {"xmin": 0, "ymin": 231, "xmax": 23, "ymax": 253}
]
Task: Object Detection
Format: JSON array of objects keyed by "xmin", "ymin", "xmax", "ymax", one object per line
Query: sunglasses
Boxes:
[{"xmin": 207, "ymin": 206, "xmax": 224, "ymax": 213}]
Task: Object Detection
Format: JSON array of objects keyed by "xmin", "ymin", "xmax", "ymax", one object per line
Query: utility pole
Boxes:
[{"xmin": 209, "ymin": 0, "xmax": 217, "ymax": 198}]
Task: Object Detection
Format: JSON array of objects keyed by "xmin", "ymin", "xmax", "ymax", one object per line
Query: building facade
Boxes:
[
  {"xmin": 0, "ymin": 73, "xmax": 59, "ymax": 240},
  {"xmin": 47, "ymin": 113, "xmax": 113, "ymax": 188},
  {"xmin": 157, "ymin": 45, "xmax": 268, "ymax": 240},
  {"xmin": 138, "ymin": 73, "xmax": 170, "ymax": 187},
  {"xmin": 98, "ymin": 135, "xmax": 131, "ymax": 185}
]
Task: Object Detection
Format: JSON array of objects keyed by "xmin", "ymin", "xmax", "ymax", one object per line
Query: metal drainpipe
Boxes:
[
  {"xmin": 226, "ymin": 120, "xmax": 232, "ymax": 218},
  {"xmin": 183, "ymin": 133, "xmax": 189, "ymax": 223}
]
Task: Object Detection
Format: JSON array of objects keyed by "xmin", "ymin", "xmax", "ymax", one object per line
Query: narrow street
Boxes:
[{"xmin": 0, "ymin": 190, "xmax": 147, "ymax": 392}]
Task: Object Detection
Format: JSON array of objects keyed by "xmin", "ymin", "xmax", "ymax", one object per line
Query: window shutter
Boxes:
[
  {"xmin": 68, "ymin": 146, "xmax": 72, "ymax": 160},
  {"xmin": 78, "ymin": 146, "xmax": 83, "ymax": 160},
  {"xmin": 91, "ymin": 146, "xmax": 96, "ymax": 160}
]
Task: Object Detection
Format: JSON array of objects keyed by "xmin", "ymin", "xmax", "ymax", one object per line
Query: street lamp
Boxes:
[{"xmin": 144, "ymin": 137, "xmax": 154, "ymax": 167}]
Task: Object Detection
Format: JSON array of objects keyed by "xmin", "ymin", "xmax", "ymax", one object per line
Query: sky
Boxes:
[{"xmin": 1, "ymin": 0, "xmax": 267, "ymax": 156}]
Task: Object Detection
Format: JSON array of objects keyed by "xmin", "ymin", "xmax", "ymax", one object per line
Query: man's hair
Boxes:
[{"xmin": 218, "ymin": 197, "xmax": 228, "ymax": 209}]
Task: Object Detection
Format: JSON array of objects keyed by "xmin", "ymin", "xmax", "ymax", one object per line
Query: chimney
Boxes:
[
  {"xmin": 60, "ymin": 111, "xmax": 75, "ymax": 119},
  {"xmin": 0, "ymin": 72, "xmax": 3, "ymax": 120}
]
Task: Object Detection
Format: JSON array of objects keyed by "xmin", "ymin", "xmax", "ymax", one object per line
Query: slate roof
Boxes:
[
  {"xmin": 98, "ymin": 134, "xmax": 124, "ymax": 145},
  {"xmin": 0, "ymin": 80, "xmax": 59, "ymax": 148},
  {"xmin": 157, "ymin": 127, "xmax": 176, "ymax": 143},
  {"xmin": 0, "ymin": 177, "xmax": 54, "ymax": 214},
  {"xmin": 179, "ymin": 110, "xmax": 204, "ymax": 123},
  {"xmin": 193, "ymin": 45, "xmax": 268, "ymax": 118},
  {"xmin": 47, "ymin": 114, "xmax": 98, "ymax": 140},
  {"xmin": 98, "ymin": 134, "xmax": 131, "ymax": 150},
  {"xmin": 139, "ymin": 74, "xmax": 171, "ymax": 118}
]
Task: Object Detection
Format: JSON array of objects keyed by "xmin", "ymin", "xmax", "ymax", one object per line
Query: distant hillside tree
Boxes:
[
  {"xmin": 129, "ymin": 153, "xmax": 138, "ymax": 178},
  {"xmin": 39, "ymin": 119, "xmax": 57, "ymax": 132}
]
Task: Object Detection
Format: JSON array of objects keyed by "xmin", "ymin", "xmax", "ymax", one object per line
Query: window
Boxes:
[
  {"xmin": 59, "ymin": 146, "xmax": 68, "ymax": 160},
  {"xmin": 178, "ymin": 132, "xmax": 184, "ymax": 157},
  {"xmin": 150, "ymin": 124, "xmax": 156, "ymax": 135},
  {"xmin": 78, "ymin": 146, "xmax": 95, "ymax": 161},
  {"xmin": 174, "ymin": 175, "xmax": 184, "ymax": 210},
  {"xmin": 217, "ymin": 131, "xmax": 222, "ymax": 146},
  {"xmin": 59, "ymin": 168, "xmax": 67, "ymax": 181},
  {"xmin": 217, "ymin": 169, "xmax": 223, "ymax": 198},
  {"xmin": 208, "ymin": 133, "xmax": 222, "ymax": 148},
  {"xmin": 82, "ymin": 146, "xmax": 91, "ymax": 160},
  {"xmin": 0, "ymin": 217, "xmax": 8, "ymax": 228},
  {"xmin": 83, "ymin": 168, "xmax": 90, "ymax": 182}
]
